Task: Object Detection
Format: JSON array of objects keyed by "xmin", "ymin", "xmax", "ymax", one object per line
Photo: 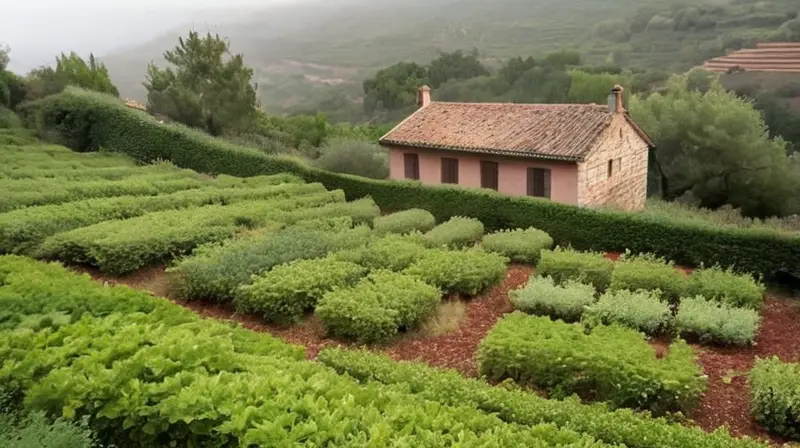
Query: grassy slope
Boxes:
[{"xmin": 102, "ymin": 0, "xmax": 797, "ymax": 113}]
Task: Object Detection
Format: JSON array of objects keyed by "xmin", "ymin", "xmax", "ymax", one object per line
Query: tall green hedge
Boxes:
[{"xmin": 28, "ymin": 88, "xmax": 800, "ymax": 278}]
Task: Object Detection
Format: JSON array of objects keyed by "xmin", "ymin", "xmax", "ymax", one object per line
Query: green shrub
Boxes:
[
  {"xmin": 333, "ymin": 233, "xmax": 429, "ymax": 272},
  {"xmin": 235, "ymin": 256, "xmax": 367, "ymax": 323},
  {"xmin": 610, "ymin": 253, "xmax": 691, "ymax": 303},
  {"xmin": 372, "ymin": 208, "xmax": 436, "ymax": 235},
  {"xmin": 583, "ymin": 289, "xmax": 672, "ymax": 336},
  {"xmin": 536, "ymin": 247, "xmax": 614, "ymax": 292},
  {"xmin": 316, "ymin": 271, "xmax": 441, "ymax": 343},
  {"xmin": 749, "ymin": 356, "xmax": 800, "ymax": 440},
  {"xmin": 287, "ymin": 215, "xmax": 353, "ymax": 232},
  {"xmin": 0, "ymin": 411, "xmax": 95, "ymax": 448},
  {"xmin": 312, "ymin": 137, "xmax": 389, "ymax": 179},
  {"xmin": 689, "ymin": 266, "xmax": 766, "ymax": 309},
  {"xmin": 168, "ymin": 224, "xmax": 372, "ymax": 302},
  {"xmin": 319, "ymin": 347, "xmax": 766, "ymax": 448},
  {"xmin": 422, "ymin": 216, "xmax": 484, "ymax": 248},
  {"xmin": 510, "ymin": 276, "xmax": 596, "ymax": 322},
  {"xmin": 481, "ymin": 227, "xmax": 554, "ymax": 264},
  {"xmin": 404, "ymin": 248, "xmax": 508, "ymax": 296},
  {"xmin": 31, "ymin": 88, "xmax": 800, "ymax": 279},
  {"xmin": 477, "ymin": 313, "xmax": 706, "ymax": 415},
  {"xmin": 675, "ymin": 296, "xmax": 761, "ymax": 346}
]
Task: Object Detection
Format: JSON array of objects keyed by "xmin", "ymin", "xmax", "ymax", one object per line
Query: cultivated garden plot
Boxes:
[{"xmin": 3, "ymin": 139, "xmax": 800, "ymax": 446}]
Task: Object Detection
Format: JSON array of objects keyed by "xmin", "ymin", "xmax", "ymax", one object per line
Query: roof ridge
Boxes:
[{"xmin": 430, "ymin": 101, "xmax": 608, "ymax": 108}]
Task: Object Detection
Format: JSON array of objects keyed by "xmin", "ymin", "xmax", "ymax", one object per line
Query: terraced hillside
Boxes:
[{"xmin": 704, "ymin": 42, "xmax": 800, "ymax": 73}]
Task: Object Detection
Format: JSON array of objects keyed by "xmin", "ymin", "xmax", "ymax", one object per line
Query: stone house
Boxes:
[{"xmin": 379, "ymin": 85, "xmax": 655, "ymax": 210}]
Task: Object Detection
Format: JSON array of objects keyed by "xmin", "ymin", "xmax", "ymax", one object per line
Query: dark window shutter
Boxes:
[
  {"xmin": 528, "ymin": 168, "xmax": 551, "ymax": 199},
  {"xmin": 404, "ymin": 153, "xmax": 419, "ymax": 180},
  {"xmin": 441, "ymin": 157, "xmax": 459, "ymax": 184},
  {"xmin": 481, "ymin": 161, "xmax": 499, "ymax": 190}
]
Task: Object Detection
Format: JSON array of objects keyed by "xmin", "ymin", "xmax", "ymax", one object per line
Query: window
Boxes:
[
  {"xmin": 527, "ymin": 167, "xmax": 551, "ymax": 198},
  {"xmin": 608, "ymin": 158, "xmax": 622, "ymax": 178},
  {"xmin": 480, "ymin": 161, "xmax": 499, "ymax": 190},
  {"xmin": 608, "ymin": 159, "xmax": 614, "ymax": 178},
  {"xmin": 441, "ymin": 157, "xmax": 459, "ymax": 184},
  {"xmin": 404, "ymin": 153, "xmax": 419, "ymax": 180}
]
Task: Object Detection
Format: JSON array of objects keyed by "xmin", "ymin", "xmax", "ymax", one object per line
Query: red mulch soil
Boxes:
[{"xmin": 77, "ymin": 260, "xmax": 800, "ymax": 446}]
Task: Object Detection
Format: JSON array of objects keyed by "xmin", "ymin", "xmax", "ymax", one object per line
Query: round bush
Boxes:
[
  {"xmin": 373, "ymin": 209, "xmax": 436, "ymax": 235},
  {"xmin": 404, "ymin": 248, "xmax": 508, "ymax": 296},
  {"xmin": 422, "ymin": 216, "xmax": 484, "ymax": 248},
  {"xmin": 333, "ymin": 233, "xmax": 429, "ymax": 272},
  {"xmin": 536, "ymin": 247, "xmax": 614, "ymax": 292},
  {"xmin": 583, "ymin": 289, "xmax": 673, "ymax": 336},
  {"xmin": 510, "ymin": 275, "xmax": 596, "ymax": 322},
  {"xmin": 482, "ymin": 227, "xmax": 553, "ymax": 264}
]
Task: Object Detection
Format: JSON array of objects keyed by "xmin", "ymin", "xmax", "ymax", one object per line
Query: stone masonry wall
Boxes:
[{"xmin": 577, "ymin": 115, "xmax": 649, "ymax": 211}]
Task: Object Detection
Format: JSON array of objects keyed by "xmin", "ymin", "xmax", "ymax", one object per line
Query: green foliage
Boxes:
[
  {"xmin": 0, "ymin": 107, "xmax": 21, "ymax": 129},
  {"xmin": 235, "ymin": 256, "xmax": 367, "ymax": 323},
  {"xmin": 319, "ymin": 346, "xmax": 765, "ymax": 448},
  {"xmin": 477, "ymin": 313, "xmax": 706, "ymax": 415},
  {"xmin": 167, "ymin": 224, "xmax": 373, "ymax": 302},
  {"xmin": 145, "ymin": 31, "xmax": 257, "ymax": 136},
  {"xmin": 675, "ymin": 296, "xmax": 761, "ymax": 346},
  {"xmin": 583, "ymin": 289, "xmax": 672, "ymax": 336},
  {"xmin": 316, "ymin": 270, "xmax": 441, "ymax": 343},
  {"xmin": 510, "ymin": 276, "xmax": 596, "ymax": 322},
  {"xmin": 688, "ymin": 266, "xmax": 766, "ymax": 309},
  {"xmin": 422, "ymin": 216, "xmax": 484, "ymax": 248},
  {"xmin": 363, "ymin": 62, "xmax": 428, "ymax": 113},
  {"xmin": 312, "ymin": 137, "xmax": 388, "ymax": 179},
  {"xmin": 427, "ymin": 49, "xmax": 490, "ymax": 88},
  {"xmin": 0, "ymin": 411, "xmax": 95, "ymax": 448},
  {"xmin": 609, "ymin": 252, "xmax": 691, "ymax": 303},
  {"xmin": 481, "ymin": 227, "xmax": 554, "ymax": 264},
  {"xmin": 536, "ymin": 247, "xmax": 614, "ymax": 292},
  {"xmin": 21, "ymin": 52, "xmax": 118, "ymax": 102},
  {"xmin": 30, "ymin": 88, "xmax": 800, "ymax": 279},
  {"xmin": 373, "ymin": 208, "xmax": 436, "ymax": 235},
  {"xmin": 333, "ymin": 233, "xmax": 429, "ymax": 272},
  {"xmin": 404, "ymin": 248, "xmax": 508, "ymax": 296},
  {"xmin": 749, "ymin": 356, "xmax": 800, "ymax": 440},
  {"xmin": 629, "ymin": 74, "xmax": 797, "ymax": 218}
]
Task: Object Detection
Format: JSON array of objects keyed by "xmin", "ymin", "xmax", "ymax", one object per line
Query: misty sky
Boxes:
[{"xmin": 1, "ymin": 0, "xmax": 302, "ymax": 73}]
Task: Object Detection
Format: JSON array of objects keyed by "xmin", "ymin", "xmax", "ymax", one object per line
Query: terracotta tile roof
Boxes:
[{"xmin": 380, "ymin": 102, "xmax": 654, "ymax": 162}]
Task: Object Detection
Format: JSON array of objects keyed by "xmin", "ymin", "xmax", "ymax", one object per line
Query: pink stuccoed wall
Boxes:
[{"xmin": 388, "ymin": 146, "xmax": 579, "ymax": 205}]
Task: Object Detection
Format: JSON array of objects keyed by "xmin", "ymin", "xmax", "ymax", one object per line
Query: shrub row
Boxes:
[
  {"xmin": 481, "ymin": 227, "xmax": 554, "ymax": 264},
  {"xmin": 584, "ymin": 289, "xmax": 673, "ymax": 336},
  {"xmin": 38, "ymin": 192, "xmax": 345, "ymax": 274},
  {"xmin": 477, "ymin": 312, "xmax": 707, "ymax": 415},
  {"xmin": 0, "ymin": 143, "xmax": 134, "ymax": 168},
  {"xmin": 422, "ymin": 216, "xmax": 484, "ymax": 248},
  {"xmin": 510, "ymin": 276, "xmax": 596, "ymax": 322},
  {"xmin": 167, "ymin": 222, "xmax": 374, "ymax": 302},
  {"xmin": 316, "ymin": 270, "xmax": 442, "ymax": 343},
  {"xmin": 332, "ymin": 232, "xmax": 429, "ymax": 272},
  {"xmin": 0, "ymin": 162, "xmax": 179, "ymax": 181},
  {"xmin": 749, "ymin": 357, "xmax": 800, "ymax": 440},
  {"xmin": 676, "ymin": 296, "xmax": 761, "ymax": 346},
  {"xmin": 537, "ymin": 247, "xmax": 614, "ymax": 292},
  {"xmin": 609, "ymin": 253, "xmax": 691, "ymax": 303},
  {"xmin": 318, "ymin": 347, "xmax": 766, "ymax": 448},
  {"xmin": 236, "ymin": 256, "xmax": 368, "ymax": 323},
  {"xmin": 1, "ymin": 257, "xmax": 596, "ymax": 447},
  {"xmin": 0, "ymin": 167, "xmax": 199, "ymax": 192},
  {"xmin": 372, "ymin": 208, "xmax": 436, "ymax": 235},
  {"xmin": 690, "ymin": 266, "xmax": 766, "ymax": 309},
  {"xmin": 0, "ymin": 181, "xmax": 326, "ymax": 255},
  {"xmin": 403, "ymin": 248, "xmax": 508, "ymax": 296}
]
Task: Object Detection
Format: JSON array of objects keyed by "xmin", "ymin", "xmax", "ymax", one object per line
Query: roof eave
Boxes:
[{"xmin": 380, "ymin": 140, "xmax": 581, "ymax": 162}]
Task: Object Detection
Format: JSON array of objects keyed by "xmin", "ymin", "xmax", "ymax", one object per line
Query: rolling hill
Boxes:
[{"xmin": 100, "ymin": 0, "xmax": 799, "ymax": 115}]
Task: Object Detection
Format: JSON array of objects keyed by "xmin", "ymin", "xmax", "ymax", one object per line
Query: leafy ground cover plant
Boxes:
[
  {"xmin": 316, "ymin": 271, "xmax": 442, "ymax": 343},
  {"xmin": 422, "ymin": 216, "xmax": 484, "ymax": 248},
  {"xmin": 583, "ymin": 289, "xmax": 673, "ymax": 336},
  {"xmin": 749, "ymin": 356, "xmax": 800, "ymax": 440},
  {"xmin": 609, "ymin": 252, "xmax": 691, "ymax": 303},
  {"xmin": 509, "ymin": 275, "xmax": 596, "ymax": 322},
  {"xmin": 536, "ymin": 247, "xmax": 614, "ymax": 292},
  {"xmin": 0, "ymin": 411, "xmax": 96, "ymax": 448},
  {"xmin": 333, "ymin": 232, "xmax": 429, "ymax": 272},
  {"xmin": 404, "ymin": 248, "xmax": 508, "ymax": 296},
  {"xmin": 477, "ymin": 312, "xmax": 706, "ymax": 415},
  {"xmin": 481, "ymin": 227, "xmax": 554, "ymax": 264},
  {"xmin": 319, "ymin": 347, "xmax": 766, "ymax": 448},
  {"xmin": 235, "ymin": 256, "xmax": 367, "ymax": 323},
  {"xmin": 688, "ymin": 266, "xmax": 766, "ymax": 309},
  {"xmin": 675, "ymin": 296, "xmax": 761, "ymax": 346},
  {"xmin": 168, "ymin": 224, "xmax": 372, "ymax": 302},
  {"xmin": 372, "ymin": 208, "xmax": 436, "ymax": 235}
]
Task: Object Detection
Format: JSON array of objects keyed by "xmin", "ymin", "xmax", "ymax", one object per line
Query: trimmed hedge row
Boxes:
[
  {"xmin": 481, "ymin": 227, "xmax": 554, "ymax": 264},
  {"xmin": 749, "ymin": 357, "xmax": 800, "ymax": 440},
  {"xmin": 318, "ymin": 347, "xmax": 766, "ymax": 448},
  {"xmin": 32, "ymin": 88, "xmax": 800, "ymax": 278},
  {"xmin": 477, "ymin": 312, "xmax": 706, "ymax": 415},
  {"xmin": 316, "ymin": 270, "xmax": 442, "ymax": 343}
]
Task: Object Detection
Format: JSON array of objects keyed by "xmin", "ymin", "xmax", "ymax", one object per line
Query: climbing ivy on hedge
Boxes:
[{"xmin": 29, "ymin": 88, "xmax": 800, "ymax": 278}]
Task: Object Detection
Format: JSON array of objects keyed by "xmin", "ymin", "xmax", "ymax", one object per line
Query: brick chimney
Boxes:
[
  {"xmin": 417, "ymin": 85, "xmax": 431, "ymax": 108},
  {"xmin": 609, "ymin": 85, "xmax": 625, "ymax": 114}
]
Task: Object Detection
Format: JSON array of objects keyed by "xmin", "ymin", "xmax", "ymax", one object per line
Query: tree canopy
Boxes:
[
  {"xmin": 24, "ymin": 52, "xmax": 118, "ymax": 102},
  {"xmin": 144, "ymin": 31, "xmax": 258, "ymax": 136}
]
